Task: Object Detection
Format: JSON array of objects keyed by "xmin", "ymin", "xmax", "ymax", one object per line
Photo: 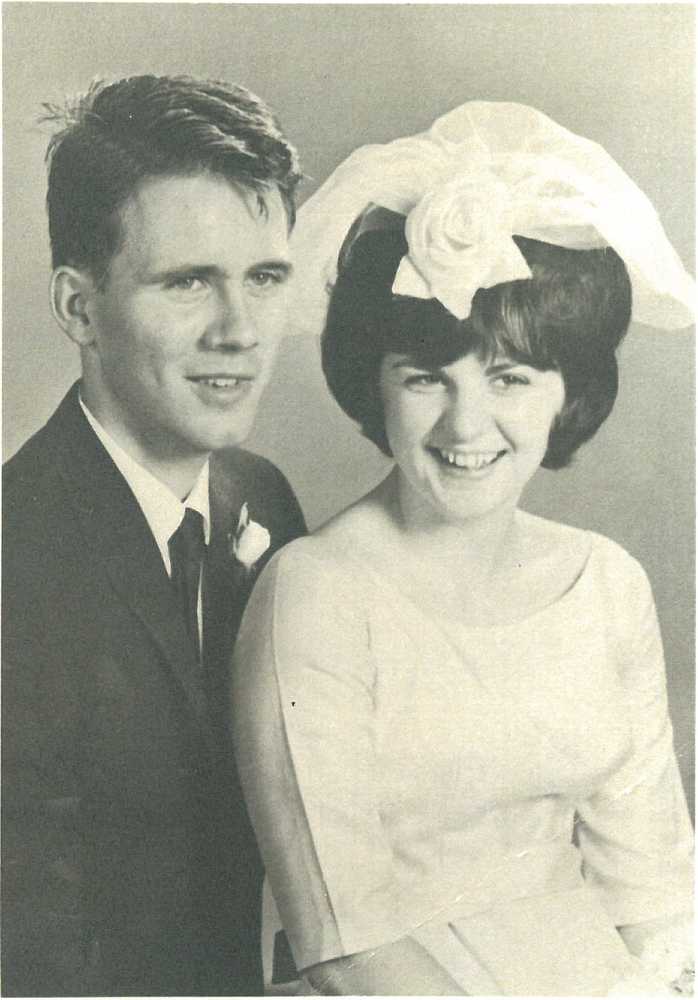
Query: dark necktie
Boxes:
[{"xmin": 169, "ymin": 507, "xmax": 206, "ymax": 660}]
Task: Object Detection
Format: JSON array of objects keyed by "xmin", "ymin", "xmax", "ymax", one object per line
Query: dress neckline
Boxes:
[{"xmin": 337, "ymin": 530, "xmax": 598, "ymax": 635}]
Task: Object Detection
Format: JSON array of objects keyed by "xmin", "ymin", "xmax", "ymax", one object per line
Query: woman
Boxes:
[{"xmin": 232, "ymin": 103, "xmax": 694, "ymax": 995}]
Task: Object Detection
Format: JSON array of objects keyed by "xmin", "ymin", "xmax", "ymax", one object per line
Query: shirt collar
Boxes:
[{"xmin": 79, "ymin": 396, "xmax": 211, "ymax": 573}]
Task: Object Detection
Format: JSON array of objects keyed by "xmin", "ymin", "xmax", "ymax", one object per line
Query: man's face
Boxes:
[{"xmin": 81, "ymin": 173, "xmax": 292, "ymax": 467}]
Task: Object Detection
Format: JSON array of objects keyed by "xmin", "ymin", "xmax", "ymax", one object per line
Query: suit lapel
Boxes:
[
  {"xmin": 102, "ymin": 536, "xmax": 214, "ymax": 751},
  {"xmin": 51, "ymin": 385, "xmax": 214, "ymax": 752}
]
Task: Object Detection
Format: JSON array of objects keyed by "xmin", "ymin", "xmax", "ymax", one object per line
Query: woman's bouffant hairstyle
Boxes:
[
  {"xmin": 321, "ymin": 215, "xmax": 632, "ymax": 469},
  {"xmin": 43, "ymin": 74, "xmax": 302, "ymax": 286}
]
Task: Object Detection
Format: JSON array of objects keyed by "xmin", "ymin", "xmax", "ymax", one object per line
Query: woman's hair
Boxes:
[{"xmin": 321, "ymin": 217, "xmax": 632, "ymax": 469}]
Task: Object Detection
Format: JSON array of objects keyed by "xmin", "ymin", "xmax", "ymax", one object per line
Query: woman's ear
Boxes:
[{"xmin": 50, "ymin": 266, "xmax": 98, "ymax": 346}]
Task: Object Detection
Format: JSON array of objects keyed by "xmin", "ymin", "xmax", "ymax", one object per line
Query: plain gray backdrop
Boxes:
[{"xmin": 3, "ymin": 3, "xmax": 695, "ymax": 804}]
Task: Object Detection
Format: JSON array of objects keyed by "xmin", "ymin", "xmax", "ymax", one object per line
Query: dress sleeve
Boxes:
[
  {"xmin": 231, "ymin": 545, "xmax": 405, "ymax": 972},
  {"xmin": 575, "ymin": 550, "xmax": 694, "ymax": 930}
]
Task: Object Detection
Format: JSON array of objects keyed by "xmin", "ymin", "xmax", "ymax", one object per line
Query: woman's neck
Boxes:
[
  {"xmin": 383, "ymin": 468, "xmax": 522, "ymax": 584},
  {"xmin": 347, "ymin": 470, "xmax": 584, "ymax": 627}
]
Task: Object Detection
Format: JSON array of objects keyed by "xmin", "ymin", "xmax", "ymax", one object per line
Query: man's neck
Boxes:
[
  {"xmin": 136, "ymin": 453, "xmax": 210, "ymax": 503},
  {"xmin": 79, "ymin": 394, "xmax": 210, "ymax": 501}
]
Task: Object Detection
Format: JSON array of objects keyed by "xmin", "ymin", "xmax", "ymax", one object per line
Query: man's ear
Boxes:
[{"xmin": 50, "ymin": 266, "xmax": 99, "ymax": 346}]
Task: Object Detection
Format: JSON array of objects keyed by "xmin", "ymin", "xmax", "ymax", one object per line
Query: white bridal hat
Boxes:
[{"xmin": 288, "ymin": 101, "xmax": 695, "ymax": 333}]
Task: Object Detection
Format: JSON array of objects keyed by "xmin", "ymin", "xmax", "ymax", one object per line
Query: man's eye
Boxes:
[
  {"xmin": 249, "ymin": 270, "xmax": 286, "ymax": 289},
  {"xmin": 166, "ymin": 276, "xmax": 206, "ymax": 293}
]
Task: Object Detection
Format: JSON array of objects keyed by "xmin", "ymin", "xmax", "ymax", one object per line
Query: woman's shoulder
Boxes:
[
  {"xmin": 517, "ymin": 511, "xmax": 586, "ymax": 558},
  {"xmin": 256, "ymin": 491, "xmax": 394, "ymax": 625},
  {"xmin": 588, "ymin": 530, "xmax": 649, "ymax": 575},
  {"xmin": 243, "ymin": 516, "xmax": 376, "ymax": 669},
  {"xmin": 259, "ymin": 536, "xmax": 349, "ymax": 597},
  {"xmin": 520, "ymin": 512, "xmax": 646, "ymax": 572},
  {"xmin": 260, "ymin": 505, "xmax": 377, "ymax": 601},
  {"xmin": 518, "ymin": 512, "xmax": 653, "ymax": 614},
  {"xmin": 584, "ymin": 529, "xmax": 656, "ymax": 617},
  {"xmin": 277, "ymin": 488, "xmax": 386, "ymax": 562}
]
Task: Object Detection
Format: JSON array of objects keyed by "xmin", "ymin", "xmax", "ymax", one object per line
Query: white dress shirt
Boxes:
[{"xmin": 79, "ymin": 396, "xmax": 211, "ymax": 640}]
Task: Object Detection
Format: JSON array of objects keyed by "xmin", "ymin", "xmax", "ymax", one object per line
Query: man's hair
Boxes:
[
  {"xmin": 322, "ymin": 220, "xmax": 632, "ymax": 470},
  {"xmin": 43, "ymin": 74, "xmax": 302, "ymax": 284}
]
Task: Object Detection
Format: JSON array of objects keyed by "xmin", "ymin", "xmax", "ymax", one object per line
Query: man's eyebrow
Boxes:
[
  {"xmin": 248, "ymin": 259, "xmax": 293, "ymax": 277},
  {"xmin": 146, "ymin": 263, "xmax": 224, "ymax": 283},
  {"xmin": 145, "ymin": 260, "xmax": 293, "ymax": 283}
]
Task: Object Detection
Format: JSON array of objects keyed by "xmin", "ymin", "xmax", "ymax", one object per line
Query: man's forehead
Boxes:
[
  {"xmin": 112, "ymin": 172, "xmax": 289, "ymax": 266},
  {"xmin": 121, "ymin": 172, "xmax": 282, "ymax": 228}
]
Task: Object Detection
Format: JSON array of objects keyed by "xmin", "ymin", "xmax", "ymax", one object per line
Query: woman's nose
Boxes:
[
  {"xmin": 202, "ymin": 290, "xmax": 258, "ymax": 350},
  {"xmin": 441, "ymin": 386, "xmax": 491, "ymax": 439}
]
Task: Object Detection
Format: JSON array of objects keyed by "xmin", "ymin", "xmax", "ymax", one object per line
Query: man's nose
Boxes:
[{"xmin": 202, "ymin": 289, "xmax": 258, "ymax": 350}]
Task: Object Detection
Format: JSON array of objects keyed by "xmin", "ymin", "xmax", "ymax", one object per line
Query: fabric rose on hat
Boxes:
[{"xmin": 393, "ymin": 169, "xmax": 532, "ymax": 319}]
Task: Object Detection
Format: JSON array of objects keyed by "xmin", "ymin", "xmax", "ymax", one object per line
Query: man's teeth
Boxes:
[
  {"xmin": 438, "ymin": 449, "xmax": 500, "ymax": 470},
  {"xmin": 198, "ymin": 377, "xmax": 240, "ymax": 388}
]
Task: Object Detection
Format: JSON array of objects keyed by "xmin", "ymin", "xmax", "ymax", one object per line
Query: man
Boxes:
[{"xmin": 2, "ymin": 75, "xmax": 306, "ymax": 996}]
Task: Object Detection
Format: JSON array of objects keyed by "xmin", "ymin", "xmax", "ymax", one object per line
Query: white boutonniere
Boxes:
[{"xmin": 230, "ymin": 502, "xmax": 271, "ymax": 574}]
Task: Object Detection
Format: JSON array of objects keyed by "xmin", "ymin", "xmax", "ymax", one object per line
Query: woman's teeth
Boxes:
[{"xmin": 437, "ymin": 449, "xmax": 501, "ymax": 470}]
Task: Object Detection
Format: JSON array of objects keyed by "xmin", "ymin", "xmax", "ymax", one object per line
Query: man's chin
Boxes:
[
  {"xmin": 189, "ymin": 420, "xmax": 255, "ymax": 455},
  {"xmin": 186, "ymin": 391, "xmax": 263, "ymax": 453}
]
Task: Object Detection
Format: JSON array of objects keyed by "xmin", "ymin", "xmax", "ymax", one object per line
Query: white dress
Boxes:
[{"xmin": 232, "ymin": 530, "xmax": 693, "ymax": 996}]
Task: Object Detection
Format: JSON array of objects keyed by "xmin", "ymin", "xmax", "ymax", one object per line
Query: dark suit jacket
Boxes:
[{"xmin": 2, "ymin": 383, "xmax": 306, "ymax": 996}]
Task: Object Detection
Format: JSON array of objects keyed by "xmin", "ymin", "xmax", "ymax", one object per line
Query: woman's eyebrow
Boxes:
[
  {"xmin": 389, "ymin": 358, "xmax": 436, "ymax": 371},
  {"xmin": 487, "ymin": 359, "xmax": 525, "ymax": 374}
]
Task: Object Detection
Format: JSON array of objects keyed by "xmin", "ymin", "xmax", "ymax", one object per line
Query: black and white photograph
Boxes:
[{"xmin": 2, "ymin": 3, "xmax": 695, "ymax": 997}]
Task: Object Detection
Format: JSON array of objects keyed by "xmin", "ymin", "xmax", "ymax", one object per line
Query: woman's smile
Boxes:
[{"xmin": 430, "ymin": 446, "xmax": 507, "ymax": 474}]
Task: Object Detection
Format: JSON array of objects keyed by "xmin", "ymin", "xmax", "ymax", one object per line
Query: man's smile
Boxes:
[{"xmin": 186, "ymin": 373, "xmax": 256, "ymax": 388}]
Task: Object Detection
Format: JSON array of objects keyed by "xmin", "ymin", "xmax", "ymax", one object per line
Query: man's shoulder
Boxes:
[
  {"xmin": 3, "ymin": 387, "xmax": 107, "ymax": 573},
  {"xmin": 3, "ymin": 418, "xmax": 64, "ymax": 517},
  {"xmin": 3, "ymin": 387, "xmax": 79, "ymax": 497},
  {"xmin": 210, "ymin": 446, "xmax": 306, "ymax": 548},
  {"xmin": 211, "ymin": 446, "xmax": 300, "ymax": 515},
  {"xmin": 211, "ymin": 445, "xmax": 289, "ymax": 489},
  {"xmin": 2, "ymin": 417, "xmax": 84, "ymax": 638}
]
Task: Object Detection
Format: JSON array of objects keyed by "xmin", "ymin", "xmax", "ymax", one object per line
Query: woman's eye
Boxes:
[
  {"xmin": 404, "ymin": 372, "xmax": 444, "ymax": 390},
  {"xmin": 493, "ymin": 372, "xmax": 530, "ymax": 388}
]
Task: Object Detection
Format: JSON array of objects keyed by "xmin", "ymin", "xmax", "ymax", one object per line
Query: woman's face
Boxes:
[{"xmin": 379, "ymin": 349, "xmax": 565, "ymax": 523}]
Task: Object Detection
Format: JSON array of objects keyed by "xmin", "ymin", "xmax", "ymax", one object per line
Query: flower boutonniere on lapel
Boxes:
[{"xmin": 229, "ymin": 502, "xmax": 271, "ymax": 578}]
